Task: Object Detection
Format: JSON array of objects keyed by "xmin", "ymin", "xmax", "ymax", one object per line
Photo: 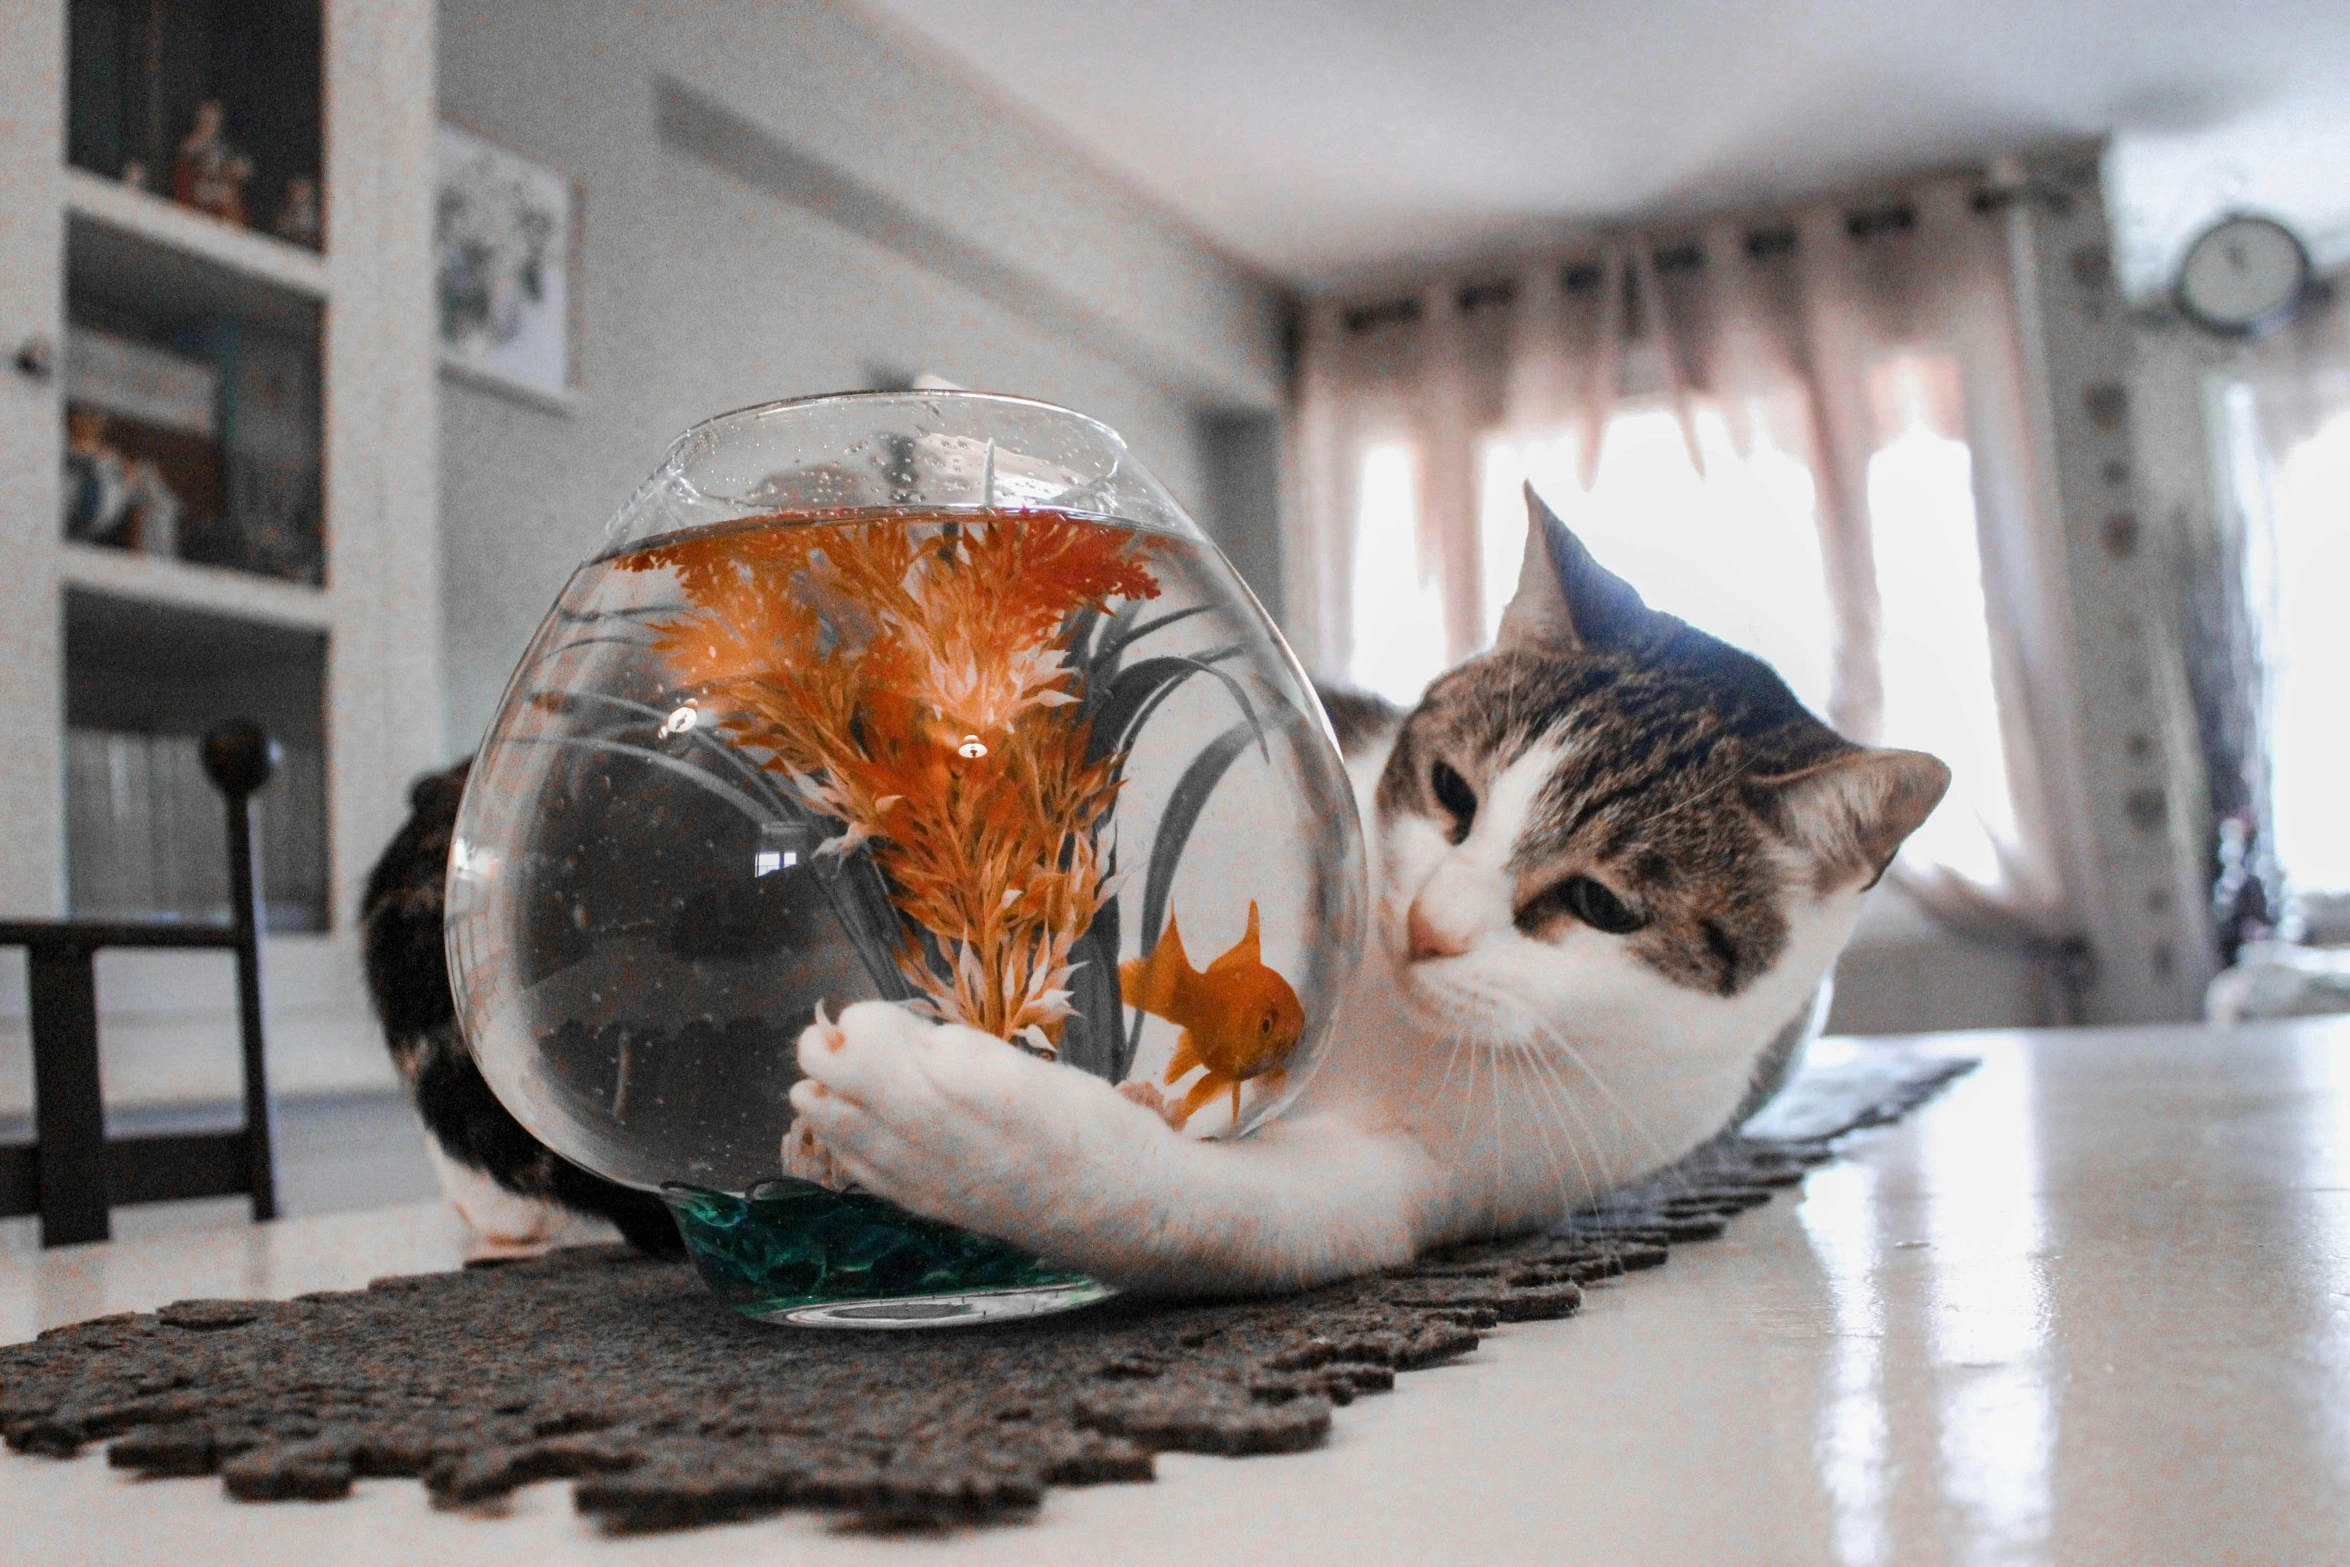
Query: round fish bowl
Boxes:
[{"xmin": 445, "ymin": 391, "xmax": 1366, "ymax": 1326}]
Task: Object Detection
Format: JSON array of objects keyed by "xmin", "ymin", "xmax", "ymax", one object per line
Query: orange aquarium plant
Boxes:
[{"xmin": 609, "ymin": 511, "xmax": 1265, "ymax": 1066}]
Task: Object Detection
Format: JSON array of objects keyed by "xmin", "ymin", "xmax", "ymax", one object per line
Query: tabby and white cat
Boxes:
[{"xmin": 783, "ymin": 490, "xmax": 1949, "ymax": 1292}]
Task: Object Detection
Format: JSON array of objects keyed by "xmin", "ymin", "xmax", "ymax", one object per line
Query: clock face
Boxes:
[{"xmin": 2177, "ymin": 216, "xmax": 2310, "ymax": 335}]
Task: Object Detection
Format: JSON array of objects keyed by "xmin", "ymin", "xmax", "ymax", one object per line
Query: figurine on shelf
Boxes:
[
  {"xmin": 61, "ymin": 409, "xmax": 128, "ymax": 543},
  {"xmin": 61, "ymin": 408, "xmax": 181, "ymax": 557},
  {"xmin": 119, "ymin": 160, "xmax": 149, "ymax": 192},
  {"xmin": 273, "ymin": 175, "xmax": 323, "ymax": 249},
  {"xmin": 169, "ymin": 100, "xmax": 253, "ymax": 227}
]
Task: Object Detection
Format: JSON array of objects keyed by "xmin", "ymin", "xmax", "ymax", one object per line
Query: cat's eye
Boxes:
[
  {"xmin": 1518, "ymin": 874, "xmax": 1648, "ymax": 936},
  {"xmin": 1429, "ymin": 759, "xmax": 1477, "ymax": 841}
]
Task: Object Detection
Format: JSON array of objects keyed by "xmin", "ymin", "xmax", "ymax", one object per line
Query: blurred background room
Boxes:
[{"xmin": 1, "ymin": 0, "xmax": 2346, "ymax": 1239}]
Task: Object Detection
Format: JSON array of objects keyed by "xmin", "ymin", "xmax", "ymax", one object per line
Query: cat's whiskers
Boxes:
[
  {"xmin": 1410, "ymin": 952, "xmax": 1479, "ymax": 1119},
  {"xmin": 1391, "ymin": 946, "xmax": 1474, "ymax": 1028},
  {"xmin": 1541, "ymin": 1038, "xmax": 1715, "ymax": 1205},
  {"xmin": 1528, "ymin": 1019, "xmax": 1690, "ymax": 1190},
  {"xmin": 1422, "ymin": 987, "xmax": 1606, "ymax": 1223},
  {"xmin": 1431, "ymin": 1030, "xmax": 1472, "ymax": 1124},
  {"xmin": 1451, "ymin": 1028, "xmax": 1485, "ymax": 1185},
  {"xmin": 1524, "ymin": 1040, "xmax": 1609, "ymax": 1198},
  {"xmin": 1490, "ymin": 997, "xmax": 1610, "ymax": 1201},
  {"xmin": 1488, "ymin": 1014, "xmax": 1510, "ymax": 1234},
  {"xmin": 1501, "ymin": 1039, "xmax": 1592, "ymax": 1206}
]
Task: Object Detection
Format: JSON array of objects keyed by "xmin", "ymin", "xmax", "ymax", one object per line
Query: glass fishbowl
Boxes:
[{"xmin": 446, "ymin": 392, "xmax": 1365, "ymax": 1327}]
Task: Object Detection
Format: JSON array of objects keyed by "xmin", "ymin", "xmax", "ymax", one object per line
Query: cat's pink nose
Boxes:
[{"xmin": 1406, "ymin": 899, "xmax": 1472, "ymax": 961}]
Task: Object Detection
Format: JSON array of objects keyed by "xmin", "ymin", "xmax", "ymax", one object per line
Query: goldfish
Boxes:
[{"xmin": 1119, "ymin": 901, "xmax": 1305, "ymax": 1129}]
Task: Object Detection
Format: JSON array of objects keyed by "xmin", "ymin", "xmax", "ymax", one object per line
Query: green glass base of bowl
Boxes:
[{"xmin": 659, "ymin": 1178, "xmax": 1115, "ymax": 1330}]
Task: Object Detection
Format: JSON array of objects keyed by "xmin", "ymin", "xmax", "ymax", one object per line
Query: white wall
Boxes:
[
  {"xmin": 0, "ymin": 2, "xmax": 1291, "ymax": 1119},
  {"xmin": 2109, "ymin": 102, "xmax": 2350, "ymax": 303},
  {"xmin": 435, "ymin": 0, "xmax": 1289, "ymax": 755},
  {"xmin": 1827, "ymin": 884, "xmax": 2065, "ymax": 1036}
]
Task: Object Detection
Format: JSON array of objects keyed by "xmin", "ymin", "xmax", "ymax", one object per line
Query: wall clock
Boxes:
[{"xmin": 2174, "ymin": 214, "xmax": 2312, "ymax": 338}]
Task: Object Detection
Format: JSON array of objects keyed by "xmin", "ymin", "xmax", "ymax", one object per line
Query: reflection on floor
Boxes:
[{"xmin": 0, "ymin": 1091, "xmax": 441, "ymax": 1254}]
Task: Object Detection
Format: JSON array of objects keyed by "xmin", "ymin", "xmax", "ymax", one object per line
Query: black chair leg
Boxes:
[
  {"xmin": 28, "ymin": 946, "xmax": 110, "ymax": 1247},
  {"xmin": 7, "ymin": 720, "xmax": 284, "ymax": 1245},
  {"xmin": 208, "ymin": 718, "xmax": 281, "ymax": 1223}
]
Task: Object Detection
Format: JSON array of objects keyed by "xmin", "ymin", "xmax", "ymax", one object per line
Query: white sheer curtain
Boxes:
[
  {"xmin": 2229, "ymin": 285, "xmax": 2350, "ymax": 911},
  {"xmin": 1288, "ymin": 173, "xmax": 2092, "ymax": 958}
]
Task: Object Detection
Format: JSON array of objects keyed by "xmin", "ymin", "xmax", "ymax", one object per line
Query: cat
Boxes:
[
  {"xmin": 361, "ymin": 762, "xmax": 685, "ymax": 1256},
  {"xmin": 781, "ymin": 487, "xmax": 1949, "ymax": 1293}
]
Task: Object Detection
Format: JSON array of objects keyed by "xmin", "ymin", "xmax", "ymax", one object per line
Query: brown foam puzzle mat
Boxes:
[{"xmin": 1, "ymin": 1050, "xmax": 1972, "ymax": 1533}]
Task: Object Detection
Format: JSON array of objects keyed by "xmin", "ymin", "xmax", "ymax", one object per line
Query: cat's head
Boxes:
[{"xmin": 1366, "ymin": 486, "xmax": 1948, "ymax": 1156}]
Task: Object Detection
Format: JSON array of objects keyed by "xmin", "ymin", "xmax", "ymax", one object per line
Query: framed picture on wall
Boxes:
[{"xmin": 434, "ymin": 120, "xmax": 577, "ymax": 407}]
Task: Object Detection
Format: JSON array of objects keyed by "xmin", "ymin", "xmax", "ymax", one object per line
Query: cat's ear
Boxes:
[
  {"xmin": 1493, "ymin": 483, "xmax": 1653, "ymax": 654},
  {"xmin": 1763, "ymin": 747, "xmax": 1952, "ymax": 892}
]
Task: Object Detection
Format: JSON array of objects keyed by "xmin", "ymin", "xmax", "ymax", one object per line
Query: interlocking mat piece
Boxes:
[{"xmin": 1, "ymin": 1049, "xmax": 1972, "ymax": 1534}]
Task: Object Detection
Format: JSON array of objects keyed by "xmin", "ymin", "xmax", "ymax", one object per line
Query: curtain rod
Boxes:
[{"xmin": 1339, "ymin": 183, "xmax": 2057, "ymax": 335}]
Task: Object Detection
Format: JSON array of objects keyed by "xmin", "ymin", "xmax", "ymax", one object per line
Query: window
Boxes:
[
  {"xmin": 1349, "ymin": 353, "xmax": 2020, "ymax": 893},
  {"xmin": 2255, "ymin": 403, "xmax": 2350, "ymax": 895},
  {"xmin": 1865, "ymin": 400, "xmax": 2015, "ymax": 890},
  {"xmin": 1346, "ymin": 442, "xmax": 1450, "ymax": 704},
  {"xmin": 1480, "ymin": 403, "xmax": 1834, "ymax": 716}
]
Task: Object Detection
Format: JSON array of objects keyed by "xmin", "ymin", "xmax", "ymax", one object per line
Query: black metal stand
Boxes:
[{"xmin": 0, "ymin": 719, "xmax": 280, "ymax": 1247}]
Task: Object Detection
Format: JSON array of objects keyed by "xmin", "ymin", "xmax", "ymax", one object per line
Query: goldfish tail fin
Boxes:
[{"xmin": 1120, "ymin": 912, "xmax": 1193, "ymax": 1017}]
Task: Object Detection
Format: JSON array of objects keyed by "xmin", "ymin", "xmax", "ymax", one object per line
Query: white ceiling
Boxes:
[{"xmin": 858, "ymin": 0, "xmax": 2350, "ymax": 295}]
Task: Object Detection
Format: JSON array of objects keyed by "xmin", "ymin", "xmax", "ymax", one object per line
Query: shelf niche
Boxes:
[
  {"xmin": 63, "ymin": 209, "xmax": 324, "ymax": 586},
  {"xmin": 66, "ymin": 0, "xmax": 323, "ymax": 252},
  {"xmin": 64, "ymin": 589, "xmax": 330, "ymax": 933}
]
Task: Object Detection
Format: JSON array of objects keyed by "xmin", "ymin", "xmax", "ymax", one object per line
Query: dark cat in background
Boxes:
[{"xmin": 360, "ymin": 763, "xmax": 683, "ymax": 1256}]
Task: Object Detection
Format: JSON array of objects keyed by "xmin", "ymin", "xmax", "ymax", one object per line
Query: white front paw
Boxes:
[
  {"xmin": 779, "ymin": 1116, "xmax": 849, "ymax": 1190},
  {"xmin": 787, "ymin": 1001, "xmax": 1145, "ymax": 1251}
]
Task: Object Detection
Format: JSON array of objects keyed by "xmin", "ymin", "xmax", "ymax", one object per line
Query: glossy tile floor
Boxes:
[{"xmin": 3, "ymin": 1019, "xmax": 2347, "ymax": 1565}]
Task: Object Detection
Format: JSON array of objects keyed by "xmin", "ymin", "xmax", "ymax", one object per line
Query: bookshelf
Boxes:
[{"xmin": 0, "ymin": 0, "xmax": 439, "ymax": 1108}]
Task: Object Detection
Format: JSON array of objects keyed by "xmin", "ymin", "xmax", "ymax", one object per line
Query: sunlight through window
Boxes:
[
  {"xmin": 1797, "ymin": 1155, "xmax": 1893, "ymax": 1567},
  {"xmin": 1919, "ymin": 1049, "xmax": 2053, "ymax": 1561},
  {"xmin": 1480, "ymin": 404, "xmax": 1833, "ymax": 716},
  {"xmin": 1347, "ymin": 442, "xmax": 1449, "ymax": 704},
  {"xmin": 2265, "ymin": 406, "xmax": 2350, "ymax": 895},
  {"xmin": 1866, "ymin": 416, "xmax": 2016, "ymax": 889},
  {"xmin": 1359, "ymin": 371, "xmax": 2021, "ymax": 899}
]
